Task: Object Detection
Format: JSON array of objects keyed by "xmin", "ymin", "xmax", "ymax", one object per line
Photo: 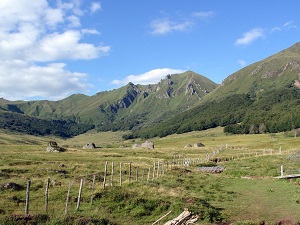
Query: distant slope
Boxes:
[
  {"xmin": 205, "ymin": 42, "xmax": 300, "ymax": 102},
  {"xmin": 0, "ymin": 71, "xmax": 218, "ymax": 137},
  {"xmin": 130, "ymin": 42, "xmax": 300, "ymax": 139}
]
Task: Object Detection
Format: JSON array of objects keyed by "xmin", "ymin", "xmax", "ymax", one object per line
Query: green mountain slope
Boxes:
[
  {"xmin": 131, "ymin": 42, "xmax": 300, "ymax": 138},
  {"xmin": 0, "ymin": 71, "xmax": 218, "ymax": 137},
  {"xmin": 206, "ymin": 42, "xmax": 300, "ymax": 102}
]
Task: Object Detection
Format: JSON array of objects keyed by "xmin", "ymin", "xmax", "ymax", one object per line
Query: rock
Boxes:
[
  {"xmin": 83, "ymin": 143, "xmax": 96, "ymax": 149},
  {"xmin": 184, "ymin": 144, "xmax": 192, "ymax": 148},
  {"xmin": 194, "ymin": 143, "xmax": 205, "ymax": 147},
  {"xmin": 0, "ymin": 182, "xmax": 24, "ymax": 191},
  {"xmin": 132, "ymin": 144, "xmax": 141, "ymax": 148},
  {"xmin": 132, "ymin": 141, "xmax": 154, "ymax": 149},
  {"xmin": 46, "ymin": 141, "xmax": 65, "ymax": 152},
  {"xmin": 141, "ymin": 140, "xmax": 154, "ymax": 149}
]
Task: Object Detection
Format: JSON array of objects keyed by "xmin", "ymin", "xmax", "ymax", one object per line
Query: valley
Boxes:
[{"xmin": 0, "ymin": 127, "xmax": 299, "ymax": 224}]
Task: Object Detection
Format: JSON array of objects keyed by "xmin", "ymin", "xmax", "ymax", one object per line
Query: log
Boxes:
[{"xmin": 163, "ymin": 209, "xmax": 198, "ymax": 225}]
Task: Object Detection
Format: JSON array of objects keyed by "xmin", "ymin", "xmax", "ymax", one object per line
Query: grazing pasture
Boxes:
[{"xmin": 0, "ymin": 127, "xmax": 299, "ymax": 224}]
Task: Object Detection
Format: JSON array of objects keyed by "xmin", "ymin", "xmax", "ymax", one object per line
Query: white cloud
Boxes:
[
  {"xmin": 90, "ymin": 2, "xmax": 101, "ymax": 14},
  {"xmin": 67, "ymin": 15, "xmax": 81, "ymax": 27},
  {"xmin": 150, "ymin": 18, "xmax": 193, "ymax": 35},
  {"xmin": 0, "ymin": 61, "xmax": 90, "ymax": 100},
  {"xmin": 238, "ymin": 60, "xmax": 247, "ymax": 67},
  {"xmin": 28, "ymin": 30, "xmax": 110, "ymax": 61},
  {"xmin": 0, "ymin": 0, "xmax": 110, "ymax": 100},
  {"xmin": 192, "ymin": 11, "xmax": 214, "ymax": 19},
  {"xmin": 112, "ymin": 68, "xmax": 186, "ymax": 86},
  {"xmin": 235, "ymin": 28, "xmax": 264, "ymax": 46},
  {"xmin": 272, "ymin": 21, "xmax": 297, "ymax": 32}
]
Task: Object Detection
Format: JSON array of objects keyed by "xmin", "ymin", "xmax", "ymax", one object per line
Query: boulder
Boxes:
[
  {"xmin": 83, "ymin": 143, "xmax": 96, "ymax": 149},
  {"xmin": 141, "ymin": 140, "xmax": 154, "ymax": 149},
  {"xmin": 132, "ymin": 144, "xmax": 141, "ymax": 148},
  {"xmin": 184, "ymin": 144, "xmax": 192, "ymax": 148},
  {"xmin": 132, "ymin": 141, "xmax": 154, "ymax": 149},
  {"xmin": 0, "ymin": 182, "xmax": 24, "ymax": 191},
  {"xmin": 46, "ymin": 141, "xmax": 65, "ymax": 152},
  {"xmin": 194, "ymin": 143, "xmax": 205, "ymax": 147}
]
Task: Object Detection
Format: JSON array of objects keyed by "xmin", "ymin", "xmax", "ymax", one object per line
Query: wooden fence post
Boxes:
[
  {"xmin": 103, "ymin": 161, "xmax": 108, "ymax": 189},
  {"xmin": 280, "ymin": 165, "xmax": 284, "ymax": 177},
  {"xmin": 45, "ymin": 177, "xmax": 50, "ymax": 213},
  {"xmin": 111, "ymin": 161, "xmax": 114, "ymax": 186},
  {"xmin": 152, "ymin": 162, "xmax": 156, "ymax": 181},
  {"xmin": 156, "ymin": 162, "xmax": 160, "ymax": 179},
  {"xmin": 129, "ymin": 162, "xmax": 132, "ymax": 183},
  {"xmin": 147, "ymin": 167, "xmax": 150, "ymax": 183},
  {"xmin": 76, "ymin": 179, "xmax": 84, "ymax": 211},
  {"xmin": 90, "ymin": 175, "xmax": 96, "ymax": 206},
  {"xmin": 135, "ymin": 167, "xmax": 138, "ymax": 182},
  {"xmin": 65, "ymin": 182, "xmax": 71, "ymax": 215},
  {"xmin": 120, "ymin": 162, "xmax": 122, "ymax": 187},
  {"xmin": 25, "ymin": 180, "xmax": 31, "ymax": 216},
  {"xmin": 142, "ymin": 168, "xmax": 145, "ymax": 182}
]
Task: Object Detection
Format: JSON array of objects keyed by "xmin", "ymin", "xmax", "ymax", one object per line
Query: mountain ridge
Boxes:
[{"xmin": 0, "ymin": 71, "xmax": 218, "ymax": 136}]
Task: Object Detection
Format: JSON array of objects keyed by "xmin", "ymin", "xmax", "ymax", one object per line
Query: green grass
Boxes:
[{"xmin": 0, "ymin": 128, "xmax": 300, "ymax": 224}]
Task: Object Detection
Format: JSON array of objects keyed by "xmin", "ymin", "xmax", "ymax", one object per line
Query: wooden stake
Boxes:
[
  {"xmin": 90, "ymin": 175, "xmax": 96, "ymax": 206},
  {"xmin": 103, "ymin": 161, "xmax": 108, "ymax": 189},
  {"xmin": 120, "ymin": 162, "xmax": 122, "ymax": 187},
  {"xmin": 142, "ymin": 168, "xmax": 145, "ymax": 182},
  {"xmin": 65, "ymin": 182, "xmax": 71, "ymax": 215},
  {"xmin": 111, "ymin": 161, "xmax": 114, "ymax": 186},
  {"xmin": 147, "ymin": 167, "xmax": 150, "ymax": 183},
  {"xmin": 280, "ymin": 165, "xmax": 284, "ymax": 177},
  {"xmin": 129, "ymin": 161, "xmax": 132, "ymax": 183},
  {"xmin": 156, "ymin": 162, "xmax": 159, "ymax": 179},
  {"xmin": 25, "ymin": 180, "xmax": 31, "ymax": 216},
  {"xmin": 45, "ymin": 177, "xmax": 50, "ymax": 213},
  {"xmin": 152, "ymin": 162, "xmax": 156, "ymax": 181},
  {"xmin": 76, "ymin": 179, "xmax": 84, "ymax": 211}
]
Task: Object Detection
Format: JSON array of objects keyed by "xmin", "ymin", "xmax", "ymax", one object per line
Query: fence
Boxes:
[{"xmin": 2, "ymin": 145, "xmax": 289, "ymax": 216}]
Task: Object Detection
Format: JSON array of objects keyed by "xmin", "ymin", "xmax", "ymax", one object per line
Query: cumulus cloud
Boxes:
[
  {"xmin": 0, "ymin": 0, "xmax": 109, "ymax": 100},
  {"xmin": 112, "ymin": 68, "xmax": 186, "ymax": 86},
  {"xmin": 235, "ymin": 28, "xmax": 265, "ymax": 46},
  {"xmin": 0, "ymin": 61, "xmax": 90, "ymax": 100}
]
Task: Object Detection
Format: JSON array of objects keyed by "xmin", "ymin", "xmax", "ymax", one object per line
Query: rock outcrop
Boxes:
[
  {"xmin": 46, "ymin": 141, "xmax": 65, "ymax": 152},
  {"xmin": 132, "ymin": 140, "xmax": 154, "ymax": 149},
  {"xmin": 83, "ymin": 143, "xmax": 97, "ymax": 149}
]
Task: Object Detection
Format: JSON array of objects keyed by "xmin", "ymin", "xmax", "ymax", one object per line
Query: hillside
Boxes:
[
  {"xmin": 0, "ymin": 71, "xmax": 217, "ymax": 137},
  {"xmin": 130, "ymin": 43, "xmax": 300, "ymax": 139}
]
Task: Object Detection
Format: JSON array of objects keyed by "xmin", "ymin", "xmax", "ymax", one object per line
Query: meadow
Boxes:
[{"xmin": 0, "ymin": 127, "xmax": 299, "ymax": 224}]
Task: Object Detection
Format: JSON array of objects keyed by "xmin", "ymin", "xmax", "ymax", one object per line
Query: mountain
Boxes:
[
  {"xmin": 0, "ymin": 71, "xmax": 218, "ymax": 137},
  {"xmin": 206, "ymin": 42, "xmax": 300, "ymax": 102},
  {"xmin": 131, "ymin": 42, "xmax": 300, "ymax": 138}
]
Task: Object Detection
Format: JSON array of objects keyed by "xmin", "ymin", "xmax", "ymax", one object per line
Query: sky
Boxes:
[{"xmin": 1, "ymin": 0, "xmax": 300, "ymax": 101}]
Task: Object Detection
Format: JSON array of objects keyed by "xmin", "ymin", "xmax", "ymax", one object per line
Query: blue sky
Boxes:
[{"xmin": 0, "ymin": 0, "xmax": 300, "ymax": 100}]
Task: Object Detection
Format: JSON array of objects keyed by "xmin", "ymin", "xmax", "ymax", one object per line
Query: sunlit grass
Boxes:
[{"xmin": 0, "ymin": 128, "xmax": 300, "ymax": 224}]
